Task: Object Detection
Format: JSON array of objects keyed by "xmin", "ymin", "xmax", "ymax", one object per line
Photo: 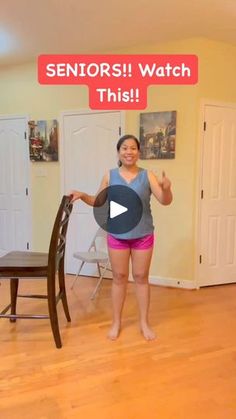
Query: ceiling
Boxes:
[{"xmin": 0, "ymin": 0, "xmax": 236, "ymax": 67}]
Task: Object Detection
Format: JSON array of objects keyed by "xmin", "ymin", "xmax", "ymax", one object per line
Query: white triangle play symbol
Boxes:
[{"xmin": 110, "ymin": 200, "xmax": 128, "ymax": 219}]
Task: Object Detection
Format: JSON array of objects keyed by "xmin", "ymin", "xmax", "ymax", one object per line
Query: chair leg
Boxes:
[
  {"xmin": 97, "ymin": 262, "xmax": 101, "ymax": 277},
  {"xmin": 10, "ymin": 278, "xmax": 19, "ymax": 323},
  {"xmin": 58, "ymin": 269, "xmax": 71, "ymax": 322},
  {"xmin": 48, "ymin": 299, "xmax": 62, "ymax": 348},
  {"xmin": 47, "ymin": 277, "xmax": 62, "ymax": 349},
  {"xmin": 90, "ymin": 263, "xmax": 109, "ymax": 300},
  {"xmin": 71, "ymin": 261, "xmax": 85, "ymax": 289},
  {"xmin": 91, "ymin": 275, "xmax": 104, "ymax": 300}
]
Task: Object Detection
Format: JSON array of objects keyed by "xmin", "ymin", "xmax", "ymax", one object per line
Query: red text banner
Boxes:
[{"xmin": 38, "ymin": 54, "xmax": 198, "ymax": 110}]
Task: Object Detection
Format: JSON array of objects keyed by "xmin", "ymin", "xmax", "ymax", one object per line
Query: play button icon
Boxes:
[
  {"xmin": 110, "ymin": 201, "xmax": 128, "ymax": 219},
  {"xmin": 93, "ymin": 185, "xmax": 143, "ymax": 234}
]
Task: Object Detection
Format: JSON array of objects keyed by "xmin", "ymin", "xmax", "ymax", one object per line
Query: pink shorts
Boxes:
[{"xmin": 107, "ymin": 234, "xmax": 154, "ymax": 250}]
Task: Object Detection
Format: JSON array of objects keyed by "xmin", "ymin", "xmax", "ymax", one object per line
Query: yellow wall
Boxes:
[
  {"xmin": 0, "ymin": 65, "xmax": 88, "ymax": 250},
  {"xmin": 0, "ymin": 37, "xmax": 236, "ymax": 281}
]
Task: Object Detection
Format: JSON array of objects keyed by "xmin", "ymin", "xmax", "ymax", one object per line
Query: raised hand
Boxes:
[{"xmin": 159, "ymin": 171, "xmax": 171, "ymax": 191}]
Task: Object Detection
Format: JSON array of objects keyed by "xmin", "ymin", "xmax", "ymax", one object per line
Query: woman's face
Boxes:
[{"xmin": 118, "ymin": 138, "xmax": 140, "ymax": 167}]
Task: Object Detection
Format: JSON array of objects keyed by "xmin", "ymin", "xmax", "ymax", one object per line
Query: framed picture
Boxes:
[
  {"xmin": 28, "ymin": 119, "xmax": 59, "ymax": 162},
  {"xmin": 139, "ymin": 111, "xmax": 176, "ymax": 159}
]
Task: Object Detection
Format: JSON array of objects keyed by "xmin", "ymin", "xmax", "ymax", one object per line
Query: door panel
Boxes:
[
  {"xmin": 0, "ymin": 117, "xmax": 31, "ymax": 256},
  {"xmin": 199, "ymin": 106, "xmax": 236, "ymax": 285},
  {"xmin": 62, "ymin": 111, "xmax": 121, "ymax": 274}
]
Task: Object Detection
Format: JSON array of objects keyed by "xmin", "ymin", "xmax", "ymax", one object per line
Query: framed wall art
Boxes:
[
  {"xmin": 28, "ymin": 119, "xmax": 59, "ymax": 162},
  {"xmin": 139, "ymin": 111, "xmax": 176, "ymax": 159}
]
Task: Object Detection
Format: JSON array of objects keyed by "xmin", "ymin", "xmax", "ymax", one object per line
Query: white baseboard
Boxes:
[
  {"xmin": 129, "ymin": 275, "xmax": 197, "ymax": 289},
  {"xmin": 0, "ymin": 251, "xmax": 7, "ymax": 257},
  {"xmin": 149, "ymin": 275, "xmax": 197, "ymax": 289}
]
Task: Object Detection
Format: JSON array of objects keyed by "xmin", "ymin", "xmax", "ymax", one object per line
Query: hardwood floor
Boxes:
[{"xmin": 0, "ymin": 276, "xmax": 236, "ymax": 419}]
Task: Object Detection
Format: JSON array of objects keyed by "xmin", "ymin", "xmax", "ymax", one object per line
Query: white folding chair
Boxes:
[{"xmin": 71, "ymin": 227, "xmax": 111, "ymax": 299}]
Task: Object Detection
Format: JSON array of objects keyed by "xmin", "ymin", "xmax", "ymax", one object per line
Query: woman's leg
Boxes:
[
  {"xmin": 107, "ymin": 247, "xmax": 130, "ymax": 340},
  {"xmin": 131, "ymin": 247, "xmax": 156, "ymax": 340}
]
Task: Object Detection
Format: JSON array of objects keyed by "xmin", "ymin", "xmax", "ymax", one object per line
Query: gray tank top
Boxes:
[{"xmin": 109, "ymin": 168, "xmax": 154, "ymax": 239}]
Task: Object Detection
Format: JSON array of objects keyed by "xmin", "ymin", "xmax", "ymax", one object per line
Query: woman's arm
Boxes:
[
  {"xmin": 70, "ymin": 172, "xmax": 109, "ymax": 206},
  {"xmin": 148, "ymin": 170, "xmax": 173, "ymax": 205}
]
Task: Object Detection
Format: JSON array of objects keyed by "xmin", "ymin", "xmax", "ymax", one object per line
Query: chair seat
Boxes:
[
  {"xmin": 0, "ymin": 251, "xmax": 48, "ymax": 277},
  {"xmin": 73, "ymin": 251, "xmax": 108, "ymax": 264}
]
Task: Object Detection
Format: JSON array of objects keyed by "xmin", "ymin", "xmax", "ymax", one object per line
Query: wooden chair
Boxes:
[{"xmin": 0, "ymin": 195, "xmax": 73, "ymax": 348}]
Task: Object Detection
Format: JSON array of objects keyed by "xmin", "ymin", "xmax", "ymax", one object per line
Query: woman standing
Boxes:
[{"xmin": 71, "ymin": 134, "xmax": 172, "ymax": 340}]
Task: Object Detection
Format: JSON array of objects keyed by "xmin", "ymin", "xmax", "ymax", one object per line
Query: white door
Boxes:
[
  {"xmin": 198, "ymin": 105, "xmax": 236, "ymax": 286},
  {"xmin": 0, "ymin": 116, "xmax": 31, "ymax": 256},
  {"xmin": 61, "ymin": 111, "xmax": 123, "ymax": 274}
]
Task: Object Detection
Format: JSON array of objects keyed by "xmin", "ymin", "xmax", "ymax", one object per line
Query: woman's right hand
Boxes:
[{"xmin": 69, "ymin": 190, "xmax": 84, "ymax": 203}]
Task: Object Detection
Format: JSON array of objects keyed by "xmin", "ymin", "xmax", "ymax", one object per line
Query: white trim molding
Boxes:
[
  {"xmin": 149, "ymin": 275, "xmax": 197, "ymax": 289},
  {"xmin": 129, "ymin": 275, "xmax": 197, "ymax": 289}
]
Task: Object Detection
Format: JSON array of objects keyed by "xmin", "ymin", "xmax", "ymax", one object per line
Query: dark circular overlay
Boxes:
[{"xmin": 93, "ymin": 185, "xmax": 143, "ymax": 234}]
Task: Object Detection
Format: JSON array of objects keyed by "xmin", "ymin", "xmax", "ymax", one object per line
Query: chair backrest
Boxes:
[
  {"xmin": 48, "ymin": 195, "xmax": 73, "ymax": 276},
  {"xmin": 90, "ymin": 227, "xmax": 108, "ymax": 253}
]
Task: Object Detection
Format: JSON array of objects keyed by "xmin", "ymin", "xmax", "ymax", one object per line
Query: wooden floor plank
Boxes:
[{"xmin": 0, "ymin": 276, "xmax": 236, "ymax": 418}]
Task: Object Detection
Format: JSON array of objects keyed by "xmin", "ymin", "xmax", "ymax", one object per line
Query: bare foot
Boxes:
[
  {"xmin": 140, "ymin": 323, "xmax": 156, "ymax": 341},
  {"xmin": 107, "ymin": 323, "xmax": 121, "ymax": 340}
]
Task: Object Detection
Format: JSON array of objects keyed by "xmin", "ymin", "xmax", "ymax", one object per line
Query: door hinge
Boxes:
[
  {"xmin": 203, "ymin": 121, "xmax": 206, "ymax": 131},
  {"xmin": 119, "ymin": 126, "xmax": 121, "ymax": 136},
  {"xmin": 26, "ymin": 187, "xmax": 28, "ymax": 196},
  {"xmin": 24, "ymin": 131, "xmax": 27, "ymax": 140},
  {"xmin": 199, "ymin": 255, "xmax": 202, "ymax": 264},
  {"xmin": 27, "ymin": 242, "xmax": 29, "ymax": 250},
  {"xmin": 201, "ymin": 190, "xmax": 204, "ymax": 199}
]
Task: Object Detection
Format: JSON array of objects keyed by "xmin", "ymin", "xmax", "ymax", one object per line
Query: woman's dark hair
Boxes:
[{"xmin": 116, "ymin": 135, "xmax": 140, "ymax": 167}]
